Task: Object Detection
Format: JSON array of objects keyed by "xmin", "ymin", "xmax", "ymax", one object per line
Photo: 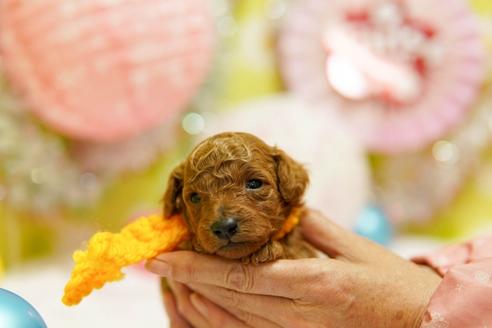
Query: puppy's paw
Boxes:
[{"xmin": 243, "ymin": 241, "xmax": 284, "ymax": 265}]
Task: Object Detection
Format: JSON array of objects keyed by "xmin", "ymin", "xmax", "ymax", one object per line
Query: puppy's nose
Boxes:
[{"xmin": 211, "ymin": 218, "xmax": 238, "ymax": 240}]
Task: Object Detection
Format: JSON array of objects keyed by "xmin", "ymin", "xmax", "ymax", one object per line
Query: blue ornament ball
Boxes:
[
  {"xmin": 0, "ymin": 288, "xmax": 47, "ymax": 328},
  {"xmin": 354, "ymin": 205, "xmax": 393, "ymax": 245}
]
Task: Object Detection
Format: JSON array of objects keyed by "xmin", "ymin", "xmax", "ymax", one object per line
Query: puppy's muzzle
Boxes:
[{"xmin": 211, "ymin": 217, "xmax": 238, "ymax": 240}]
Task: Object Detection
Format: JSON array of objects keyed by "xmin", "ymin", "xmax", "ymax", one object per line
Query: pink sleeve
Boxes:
[{"xmin": 412, "ymin": 234, "xmax": 492, "ymax": 328}]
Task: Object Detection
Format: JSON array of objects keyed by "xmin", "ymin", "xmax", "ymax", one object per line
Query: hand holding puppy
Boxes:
[{"xmin": 146, "ymin": 210, "xmax": 442, "ymax": 328}]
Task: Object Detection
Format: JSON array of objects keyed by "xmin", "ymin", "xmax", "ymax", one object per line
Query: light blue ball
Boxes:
[
  {"xmin": 0, "ymin": 288, "xmax": 47, "ymax": 328},
  {"xmin": 354, "ymin": 205, "xmax": 393, "ymax": 245}
]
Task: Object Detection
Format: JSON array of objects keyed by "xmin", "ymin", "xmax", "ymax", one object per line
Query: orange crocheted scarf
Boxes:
[
  {"xmin": 62, "ymin": 208, "xmax": 301, "ymax": 306},
  {"xmin": 272, "ymin": 207, "xmax": 301, "ymax": 241}
]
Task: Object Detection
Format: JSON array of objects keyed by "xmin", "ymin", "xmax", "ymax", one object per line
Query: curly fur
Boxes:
[{"xmin": 163, "ymin": 132, "xmax": 315, "ymax": 264}]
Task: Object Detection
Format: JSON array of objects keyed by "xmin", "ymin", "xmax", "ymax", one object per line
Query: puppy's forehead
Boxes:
[{"xmin": 185, "ymin": 132, "xmax": 273, "ymax": 181}]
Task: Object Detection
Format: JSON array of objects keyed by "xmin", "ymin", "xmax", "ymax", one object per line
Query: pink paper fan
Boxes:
[
  {"xmin": 0, "ymin": 0, "xmax": 215, "ymax": 142},
  {"xmin": 279, "ymin": 0, "xmax": 485, "ymax": 153},
  {"xmin": 200, "ymin": 95, "xmax": 371, "ymax": 228},
  {"xmin": 377, "ymin": 88, "xmax": 492, "ymax": 224}
]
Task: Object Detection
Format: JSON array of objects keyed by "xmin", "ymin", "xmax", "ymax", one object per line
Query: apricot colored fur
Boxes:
[{"xmin": 163, "ymin": 132, "xmax": 315, "ymax": 264}]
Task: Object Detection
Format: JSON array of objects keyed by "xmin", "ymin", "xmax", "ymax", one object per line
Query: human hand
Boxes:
[
  {"xmin": 159, "ymin": 278, "xmax": 250, "ymax": 328},
  {"xmin": 147, "ymin": 210, "xmax": 442, "ymax": 328}
]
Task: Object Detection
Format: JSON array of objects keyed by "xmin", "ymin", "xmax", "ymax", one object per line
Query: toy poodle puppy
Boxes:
[{"xmin": 162, "ymin": 132, "xmax": 316, "ymax": 265}]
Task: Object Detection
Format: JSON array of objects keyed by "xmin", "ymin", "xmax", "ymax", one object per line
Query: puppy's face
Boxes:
[{"xmin": 163, "ymin": 132, "xmax": 308, "ymax": 260}]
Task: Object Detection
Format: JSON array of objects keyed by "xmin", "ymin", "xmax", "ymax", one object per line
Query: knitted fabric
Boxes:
[
  {"xmin": 62, "ymin": 214, "xmax": 189, "ymax": 306},
  {"xmin": 62, "ymin": 209, "xmax": 301, "ymax": 306},
  {"xmin": 272, "ymin": 207, "xmax": 301, "ymax": 241}
]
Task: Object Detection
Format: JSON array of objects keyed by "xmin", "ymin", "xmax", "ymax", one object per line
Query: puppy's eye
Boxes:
[
  {"xmin": 246, "ymin": 179, "xmax": 263, "ymax": 190},
  {"xmin": 190, "ymin": 193, "xmax": 201, "ymax": 204}
]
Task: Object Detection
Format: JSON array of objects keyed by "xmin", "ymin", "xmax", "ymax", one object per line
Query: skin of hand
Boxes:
[{"xmin": 146, "ymin": 210, "xmax": 442, "ymax": 328}]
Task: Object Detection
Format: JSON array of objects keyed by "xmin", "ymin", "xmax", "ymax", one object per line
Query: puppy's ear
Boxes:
[
  {"xmin": 163, "ymin": 162, "xmax": 185, "ymax": 218},
  {"xmin": 273, "ymin": 148, "xmax": 309, "ymax": 206}
]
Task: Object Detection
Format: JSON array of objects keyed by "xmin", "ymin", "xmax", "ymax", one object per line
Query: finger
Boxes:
[
  {"xmin": 187, "ymin": 283, "xmax": 293, "ymax": 328},
  {"xmin": 301, "ymin": 209, "xmax": 380, "ymax": 261},
  {"xmin": 224, "ymin": 306, "xmax": 283, "ymax": 328},
  {"xmin": 190, "ymin": 293, "xmax": 253, "ymax": 328},
  {"xmin": 169, "ymin": 280, "xmax": 209, "ymax": 328},
  {"xmin": 162, "ymin": 291, "xmax": 192, "ymax": 328},
  {"xmin": 147, "ymin": 252, "xmax": 336, "ymax": 298}
]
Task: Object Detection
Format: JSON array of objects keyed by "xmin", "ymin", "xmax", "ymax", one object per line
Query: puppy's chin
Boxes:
[{"xmin": 214, "ymin": 240, "xmax": 266, "ymax": 259}]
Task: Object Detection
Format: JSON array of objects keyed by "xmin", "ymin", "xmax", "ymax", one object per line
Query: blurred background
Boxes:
[{"xmin": 0, "ymin": 0, "xmax": 491, "ymax": 326}]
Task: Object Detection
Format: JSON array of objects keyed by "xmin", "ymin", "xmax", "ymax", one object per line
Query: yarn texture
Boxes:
[
  {"xmin": 272, "ymin": 207, "xmax": 301, "ymax": 241},
  {"xmin": 62, "ymin": 209, "xmax": 301, "ymax": 306},
  {"xmin": 62, "ymin": 214, "xmax": 189, "ymax": 306}
]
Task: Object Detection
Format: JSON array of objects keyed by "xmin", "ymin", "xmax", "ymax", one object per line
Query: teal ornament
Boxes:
[
  {"xmin": 354, "ymin": 205, "xmax": 393, "ymax": 245},
  {"xmin": 0, "ymin": 288, "xmax": 47, "ymax": 328}
]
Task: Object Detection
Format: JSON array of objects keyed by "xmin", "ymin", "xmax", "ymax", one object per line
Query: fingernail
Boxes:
[
  {"xmin": 190, "ymin": 293, "xmax": 208, "ymax": 317},
  {"xmin": 145, "ymin": 260, "xmax": 171, "ymax": 277}
]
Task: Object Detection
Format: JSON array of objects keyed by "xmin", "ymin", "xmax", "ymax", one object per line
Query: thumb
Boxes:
[{"xmin": 301, "ymin": 209, "xmax": 377, "ymax": 261}]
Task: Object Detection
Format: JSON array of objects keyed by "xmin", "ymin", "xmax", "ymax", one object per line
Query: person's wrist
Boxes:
[
  {"xmin": 411, "ymin": 298, "xmax": 429, "ymax": 328},
  {"xmin": 410, "ymin": 267, "xmax": 442, "ymax": 328}
]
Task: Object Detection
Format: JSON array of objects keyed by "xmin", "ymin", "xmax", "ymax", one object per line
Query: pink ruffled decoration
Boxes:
[
  {"xmin": 279, "ymin": 0, "xmax": 485, "ymax": 153},
  {"xmin": 0, "ymin": 0, "xmax": 215, "ymax": 142},
  {"xmin": 377, "ymin": 89, "xmax": 492, "ymax": 224}
]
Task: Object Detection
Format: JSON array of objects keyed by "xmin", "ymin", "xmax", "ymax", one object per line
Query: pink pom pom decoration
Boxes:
[
  {"xmin": 200, "ymin": 95, "xmax": 371, "ymax": 228},
  {"xmin": 0, "ymin": 0, "xmax": 215, "ymax": 142},
  {"xmin": 279, "ymin": 0, "xmax": 485, "ymax": 153}
]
